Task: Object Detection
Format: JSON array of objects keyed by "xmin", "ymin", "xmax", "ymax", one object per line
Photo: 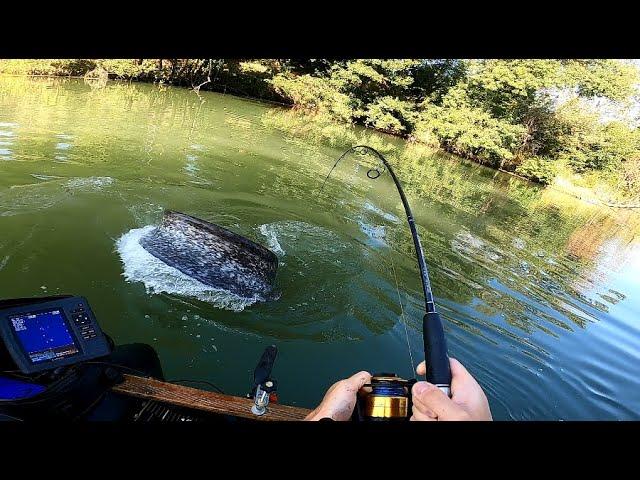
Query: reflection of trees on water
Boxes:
[
  {"xmin": 565, "ymin": 209, "xmax": 640, "ymax": 262},
  {"xmin": 312, "ymin": 143, "xmax": 640, "ymax": 340},
  {"xmin": 0, "ymin": 77, "xmax": 200, "ymax": 166},
  {"xmin": 387, "ymin": 166, "xmax": 640, "ymax": 336},
  {"xmin": 1, "ymin": 77, "xmax": 299, "ymax": 195},
  {"xmin": 258, "ymin": 107, "xmax": 640, "ymax": 340}
]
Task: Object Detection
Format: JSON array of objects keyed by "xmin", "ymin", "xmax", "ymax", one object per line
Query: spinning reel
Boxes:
[{"xmin": 354, "ymin": 373, "xmax": 416, "ymax": 421}]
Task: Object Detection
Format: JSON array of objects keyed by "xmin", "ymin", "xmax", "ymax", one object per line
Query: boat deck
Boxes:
[{"xmin": 112, "ymin": 374, "xmax": 311, "ymax": 421}]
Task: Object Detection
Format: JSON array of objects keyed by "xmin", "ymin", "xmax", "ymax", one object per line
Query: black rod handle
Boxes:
[
  {"xmin": 423, "ymin": 312, "xmax": 451, "ymax": 396},
  {"xmin": 254, "ymin": 345, "xmax": 278, "ymax": 386}
]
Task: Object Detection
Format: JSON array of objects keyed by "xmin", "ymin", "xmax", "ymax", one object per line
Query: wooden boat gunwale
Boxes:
[{"xmin": 112, "ymin": 374, "xmax": 311, "ymax": 421}]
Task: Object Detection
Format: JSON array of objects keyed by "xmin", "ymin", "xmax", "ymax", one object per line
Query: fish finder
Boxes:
[{"xmin": 0, "ymin": 295, "xmax": 111, "ymax": 374}]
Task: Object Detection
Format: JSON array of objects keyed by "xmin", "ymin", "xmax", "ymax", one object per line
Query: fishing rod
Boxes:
[{"xmin": 322, "ymin": 146, "xmax": 452, "ymax": 418}]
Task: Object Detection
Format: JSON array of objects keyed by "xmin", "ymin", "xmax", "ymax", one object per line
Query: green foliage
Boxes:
[
  {"xmin": 465, "ymin": 59, "xmax": 638, "ymax": 121},
  {"xmin": 417, "ymin": 85, "xmax": 526, "ymax": 166},
  {"xmin": 413, "ymin": 59, "xmax": 468, "ymax": 103},
  {"xmin": 619, "ymin": 157, "xmax": 640, "ymax": 195},
  {"xmin": 0, "ymin": 59, "xmax": 96, "ymax": 76},
  {"xmin": 363, "ymin": 96, "xmax": 416, "ymax": 133},
  {"xmin": 515, "ymin": 156, "xmax": 558, "ymax": 185},
  {"xmin": 555, "ymin": 99, "xmax": 640, "ymax": 172},
  {"xmin": 271, "ymin": 74, "xmax": 354, "ymax": 122},
  {"xmin": 99, "ymin": 59, "xmax": 157, "ymax": 79},
  {"xmin": 270, "ymin": 58, "xmax": 640, "ymax": 188},
  {"xmin": 51, "ymin": 59, "xmax": 97, "ymax": 76},
  {"xmin": 442, "ymin": 60, "xmax": 640, "ymax": 173},
  {"xmin": 465, "ymin": 59, "xmax": 561, "ymax": 122},
  {"xmin": 564, "ymin": 60, "xmax": 639, "ymax": 101},
  {"xmin": 272, "ymin": 60, "xmax": 424, "ymax": 135}
]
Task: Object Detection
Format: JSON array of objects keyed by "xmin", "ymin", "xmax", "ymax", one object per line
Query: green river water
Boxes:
[{"xmin": 1, "ymin": 76, "xmax": 639, "ymax": 419}]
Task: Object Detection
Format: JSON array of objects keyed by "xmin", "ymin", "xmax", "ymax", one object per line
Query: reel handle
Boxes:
[{"xmin": 423, "ymin": 312, "xmax": 452, "ymax": 397}]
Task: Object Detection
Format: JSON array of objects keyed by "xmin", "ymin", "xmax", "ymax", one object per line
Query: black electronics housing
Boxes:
[{"xmin": 0, "ymin": 295, "xmax": 111, "ymax": 374}]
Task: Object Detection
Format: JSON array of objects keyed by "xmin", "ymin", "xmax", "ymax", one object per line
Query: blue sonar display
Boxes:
[{"xmin": 10, "ymin": 309, "xmax": 79, "ymax": 363}]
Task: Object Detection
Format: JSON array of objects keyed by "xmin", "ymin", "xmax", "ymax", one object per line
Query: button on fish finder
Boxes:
[{"xmin": 72, "ymin": 311, "xmax": 90, "ymax": 326}]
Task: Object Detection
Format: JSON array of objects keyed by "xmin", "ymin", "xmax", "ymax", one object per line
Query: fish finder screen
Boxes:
[{"xmin": 9, "ymin": 309, "xmax": 79, "ymax": 364}]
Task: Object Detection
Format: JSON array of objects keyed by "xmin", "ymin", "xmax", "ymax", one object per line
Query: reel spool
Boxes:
[{"xmin": 354, "ymin": 373, "xmax": 416, "ymax": 421}]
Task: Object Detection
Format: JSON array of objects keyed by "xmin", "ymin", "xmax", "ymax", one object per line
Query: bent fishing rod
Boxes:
[{"xmin": 321, "ymin": 145, "xmax": 452, "ymax": 398}]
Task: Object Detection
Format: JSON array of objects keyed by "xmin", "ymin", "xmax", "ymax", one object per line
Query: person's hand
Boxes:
[
  {"xmin": 305, "ymin": 371, "xmax": 371, "ymax": 421},
  {"xmin": 411, "ymin": 358, "xmax": 492, "ymax": 421}
]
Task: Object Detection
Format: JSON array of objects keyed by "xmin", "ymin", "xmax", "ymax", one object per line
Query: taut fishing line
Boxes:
[{"xmin": 389, "ymin": 258, "xmax": 415, "ymax": 377}]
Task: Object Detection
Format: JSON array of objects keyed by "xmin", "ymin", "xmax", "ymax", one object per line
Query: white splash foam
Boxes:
[
  {"xmin": 357, "ymin": 219, "xmax": 387, "ymax": 246},
  {"xmin": 184, "ymin": 155, "xmax": 200, "ymax": 175},
  {"xmin": 259, "ymin": 224, "xmax": 286, "ymax": 257},
  {"xmin": 67, "ymin": 176, "xmax": 114, "ymax": 189},
  {"xmin": 115, "ymin": 226, "xmax": 260, "ymax": 312},
  {"xmin": 512, "ymin": 238, "xmax": 526, "ymax": 250},
  {"xmin": 363, "ymin": 201, "xmax": 400, "ymax": 223},
  {"xmin": 258, "ymin": 221, "xmax": 348, "ymax": 258},
  {"xmin": 451, "ymin": 230, "xmax": 503, "ymax": 263}
]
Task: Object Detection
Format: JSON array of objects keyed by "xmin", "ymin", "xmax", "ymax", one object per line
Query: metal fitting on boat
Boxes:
[{"xmin": 251, "ymin": 385, "xmax": 269, "ymax": 416}]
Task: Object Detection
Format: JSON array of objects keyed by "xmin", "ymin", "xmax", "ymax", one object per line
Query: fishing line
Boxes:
[
  {"xmin": 389, "ymin": 257, "xmax": 415, "ymax": 377},
  {"xmin": 320, "ymin": 146, "xmax": 437, "ymax": 313},
  {"xmin": 318, "ymin": 145, "xmax": 452, "ymax": 396},
  {"xmin": 320, "ymin": 145, "xmax": 451, "ymax": 397}
]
